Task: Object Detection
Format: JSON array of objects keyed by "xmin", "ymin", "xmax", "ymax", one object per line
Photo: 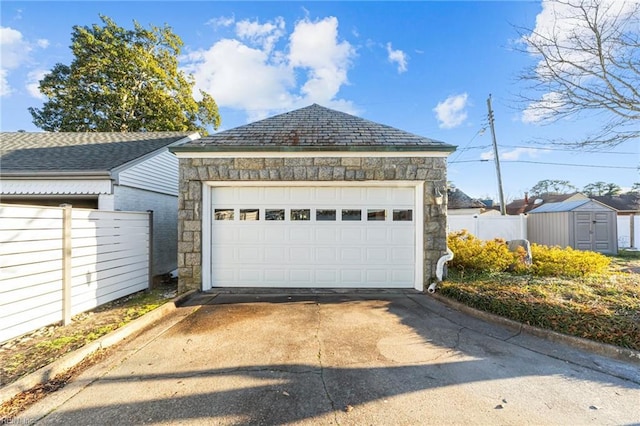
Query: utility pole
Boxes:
[{"xmin": 487, "ymin": 94, "xmax": 506, "ymax": 215}]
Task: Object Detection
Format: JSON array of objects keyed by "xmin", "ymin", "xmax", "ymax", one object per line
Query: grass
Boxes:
[
  {"xmin": 439, "ymin": 251, "xmax": 640, "ymax": 351},
  {"xmin": 0, "ymin": 283, "xmax": 176, "ymax": 386}
]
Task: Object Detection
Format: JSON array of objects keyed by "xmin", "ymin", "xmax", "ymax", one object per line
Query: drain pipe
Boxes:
[{"xmin": 427, "ymin": 247, "xmax": 454, "ymax": 294}]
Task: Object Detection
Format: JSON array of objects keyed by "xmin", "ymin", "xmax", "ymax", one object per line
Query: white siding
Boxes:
[
  {"xmin": 114, "ymin": 186, "xmax": 177, "ymax": 275},
  {"xmin": 118, "ymin": 150, "xmax": 179, "ymax": 196},
  {"xmin": 0, "ymin": 204, "xmax": 149, "ymax": 343},
  {"xmin": 1, "ymin": 179, "xmax": 112, "ymax": 195}
]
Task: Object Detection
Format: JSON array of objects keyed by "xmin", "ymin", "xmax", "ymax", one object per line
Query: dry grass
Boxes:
[{"xmin": 439, "ymin": 250, "xmax": 640, "ymax": 351}]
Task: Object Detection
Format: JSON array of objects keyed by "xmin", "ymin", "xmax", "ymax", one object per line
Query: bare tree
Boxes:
[{"xmin": 517, "ymin": 0, "xmax": 640, "ymax": 148}]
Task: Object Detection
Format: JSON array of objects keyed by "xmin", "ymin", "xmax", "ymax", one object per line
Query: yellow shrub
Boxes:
[
  {"xmin": 447, "ymin": 230, "xmax": 517, "ymax": 273},
  {"xmin": 530, "ymin": 244, "xmax": 610, "ymax": 277},
  {"xmin": 447, "ymin": 231, "xmax": 610, "ymax": 277}
]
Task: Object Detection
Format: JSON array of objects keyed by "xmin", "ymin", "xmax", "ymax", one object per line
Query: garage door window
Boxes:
[
  {"xmin": 393, "ymin": 209, "xmax": 413, "ymax": 221},
  {"xmin": 316, "ymin": 209, "xmax": 337, "ymax": 221},
  {"xmin": 240, "ymin": 209, "xmax": 259, "ymax": 220},
  {"xmin": 266, "ymin": 209, "xmax": 285, "ymax": 220},
  {"xmin": 214, "ymin": 209, "xmax": 234, "ymax": 220},
  {"xmin": 342, "ymin": 209, "xmax": 362, "ymax": 221},
  {"xmin": 367, "ymin": 209, "xmax": 386, "ymax": 221},
  {"xmin": 291, "ymin": 209, "xmax": 311, "ymax": 221}
]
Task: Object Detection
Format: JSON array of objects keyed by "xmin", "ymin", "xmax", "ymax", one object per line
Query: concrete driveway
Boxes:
[{"xmin": 20, "ymin": 291, "xmax": 640, "ymax": 425}]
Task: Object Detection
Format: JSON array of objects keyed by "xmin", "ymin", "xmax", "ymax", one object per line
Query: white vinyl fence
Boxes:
[
  {"xmin": 0, "ymin": 204, "xmax": 151, "ymax": 343},
  {"xmin": 448, "ymin": 214, "xmax": 528, "ymax": 241},
  {"xmin": 617, "ymin": 214, "xmax": 639, "ymax": 249}
]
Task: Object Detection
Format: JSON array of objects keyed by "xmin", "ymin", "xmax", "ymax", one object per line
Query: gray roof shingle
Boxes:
[
  {"xmin": 1, "ymin": 132, "xmax": 194, "ymax": 174},
  {"xmin": 172, "ymin": 104, "xmax": 455, "ymax": 153}
]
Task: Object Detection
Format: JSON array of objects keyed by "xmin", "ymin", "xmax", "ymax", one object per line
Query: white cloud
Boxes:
[
  {"xmin": 235, "ymin": 17, "xmax": 285, "ymax": 53},
  {"xmin": 289, "ymin": 17, "xmax": 356, "ymax": 103},
  {"xmin": 481, "ymin": 147, "xmax": 550, "ymax": 161},
  {"xmin": 386, "ymin": 42, "xmax": 408, "ymax": 73},
  {"xmin": 26, "ymin": 69, "xmax": 47, "ymax": 99},
  {"xmin": 521, "ymin": 91, "xmax": 564, "ymax": 123},
  {"xmin": 0, "ymin": 27, "xmax": 49, "ymax": 98},
  {"xmin": 0, "ymin": 69, "xmax": 12, "ymax": 97},
  {"xmin": 184, "ymin": 15, "xmax": 357, "ymax": 121},
  {"xmin": 433, "ymin": 93, "xmax": 469, "ymax": 129},
  {"xmin": 1, "ymin": 26, "xmax": 32, "ymax": 69},
  {"xmin": 207, "ymin": 15, "xmax": 235, "ymax": 29}
]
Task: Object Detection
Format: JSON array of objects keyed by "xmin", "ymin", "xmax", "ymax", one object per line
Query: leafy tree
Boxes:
[
  {"xmin": 517, "ymin": 0, "xmax": 640, "ymax": 148},
  {"xmin": 630, "ymin": 183, "xmax": 640, "ymax": 193},
  {"xmin": 583, "ymin": 181, "xmax": 622, "ymax": 196},
  {"xmin": 530, "ymin": 179, "xmax": 576, "ymax": 195},
  {"xmin": 29, "ymin": 15, "xmax": 220, "ymax": 133}
]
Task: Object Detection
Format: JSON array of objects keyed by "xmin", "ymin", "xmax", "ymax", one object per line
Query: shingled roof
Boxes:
[
  {"xmin": 1, "ymin": 132, "xmax": 195, "ymax": 175},
  {"xmin": 171, "ymin": 104, "xmax": 455, "ymax": 153}
]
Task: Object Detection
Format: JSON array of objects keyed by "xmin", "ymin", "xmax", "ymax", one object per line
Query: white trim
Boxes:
[
  {"xmin": 174, "ymin": 150, "xmax": 450, "ymax": 159},
  {"xmin": 414, "ymin": 182, "xmax": 425, "ymax": 291},
  {"xmin": 201, "ymin": 185, "xmax": 212, "ymax": 291},
  {"xmin": 201, "ymin": 180, "xmax": 424, "ymax": 291},
  {"xmin": 1, "ymin": 179, "xmax": 113, "ymax": 195}
]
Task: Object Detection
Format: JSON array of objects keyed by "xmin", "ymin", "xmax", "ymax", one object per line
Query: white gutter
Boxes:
[{"xmin": 427, "ymin": 247, "xmax": 454, "ymax": 294}]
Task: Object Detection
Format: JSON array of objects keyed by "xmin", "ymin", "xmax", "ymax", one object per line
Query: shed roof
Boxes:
[
  {"xmin": 1, "ymin": 132, "xmax": 195, "ymax": 175},
  {"xmin": 171, "ymin": 104, "xmax": 455, "ymax": 153},
  {"xmin": 528, "ymin": 199, "xmax": 616, "ymax": 213}
]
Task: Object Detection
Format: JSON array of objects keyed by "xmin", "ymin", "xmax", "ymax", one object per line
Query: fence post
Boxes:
[
  {"xmin": 61, "ymin": 204, "xmax": 72, "ymax": 325},
  {"xmin": 147, "ymin": 210, "xmax": 154, "ymax": 289}
]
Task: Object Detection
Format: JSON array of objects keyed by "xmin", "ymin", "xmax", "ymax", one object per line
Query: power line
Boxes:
[
  {"xmin": 454, "ymin": 144, "xmax": 637, "ymax": 155},
  {"xmin": 448, "ymin": 159, "xmax": 637, "ymax": 169}
]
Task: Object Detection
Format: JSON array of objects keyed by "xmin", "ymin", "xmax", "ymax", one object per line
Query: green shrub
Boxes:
[{"xmin": 447, "ymin": 230, "xmax": 611, "ymax": 277}]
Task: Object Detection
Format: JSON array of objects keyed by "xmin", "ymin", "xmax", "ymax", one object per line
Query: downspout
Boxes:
[{"xmin": 427, "ymin": 247, "xmax": 454, "ymax": 294}]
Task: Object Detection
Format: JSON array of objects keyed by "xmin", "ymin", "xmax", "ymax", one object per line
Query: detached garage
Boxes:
[
  {"xmin": 171, "ymin": 104, "xmax": 456, "ymax": 292},
  {"xmin": 528, "ymin": 199, "xmax": 618, "ymax": 254}
]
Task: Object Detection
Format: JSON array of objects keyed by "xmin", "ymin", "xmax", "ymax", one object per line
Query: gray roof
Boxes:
[
  {"xmin": 172, "ymin": 104, "xmax": 455, "ymax": 153},
  {"xmin": 447, "ymin": 188, "xmax": 486, "ymax": 209},
  {"xmin": 528, "ymin": 199, "xmax": 616, "ymax": 213},
  {"xmin": 1, "ymin": 132, "xmax": 194, "ymax": 175}
]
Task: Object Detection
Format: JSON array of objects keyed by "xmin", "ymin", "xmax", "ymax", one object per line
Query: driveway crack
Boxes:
[{"xmin": 315, "ymin": 301, "xmax": 339, "ymax": 423}]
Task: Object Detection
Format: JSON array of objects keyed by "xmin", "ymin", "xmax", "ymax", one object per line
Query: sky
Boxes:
[{"xmin": 1, "ymin": 0, "xmax": 638, "ymax": 202}]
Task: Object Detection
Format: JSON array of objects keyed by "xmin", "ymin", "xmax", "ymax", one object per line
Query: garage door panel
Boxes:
[{"xmin": 209, "ymin": 185, "xmax": 416, "ymax": 288}]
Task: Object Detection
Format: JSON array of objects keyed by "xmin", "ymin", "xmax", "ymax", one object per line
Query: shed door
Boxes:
[
  {"xmin": 574, "ymin": 212, "xmax": 613, "ymax": 253},
  {"xmin": 209, "ymin": 186, "xmax": 416, "ymax": 288}
]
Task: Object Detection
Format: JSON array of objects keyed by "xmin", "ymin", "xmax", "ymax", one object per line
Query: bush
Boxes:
[
  {"xmin": 530, "ymin": 244, "xmax": 610, "ymax": 277},
  {"xmin": 447, "ymin": 230, "xmax": 516, "ymax": 273},
  {"xmin": 447, "ymin": 230, "xmax": 610, "ymax": 277}
]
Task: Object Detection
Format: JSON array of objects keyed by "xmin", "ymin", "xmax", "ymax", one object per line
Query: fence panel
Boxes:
[
  {"xmin": 617, "ymin": 215, "xmax": 639, "ymax": 249},
  {"xmin": 0, "ymin": 204, "xmax": 149, "ymax": 343},
  {"xmin": 448, "ymin": 214, "xmax": 527, "ymax": 241}
]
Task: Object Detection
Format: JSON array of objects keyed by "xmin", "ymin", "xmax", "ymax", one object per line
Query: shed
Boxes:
[
  {"xmin": 170, "ymin": 104, "xmax": 456, "ymax": 292},
  {"xmin": 527, "ymin": 199, "xmax": 618, "ymax": 254}
]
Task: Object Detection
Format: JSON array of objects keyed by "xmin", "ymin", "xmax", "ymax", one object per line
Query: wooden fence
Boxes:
[{"xmin": 0, "ymin": 204, "xmax": 151, "ymax": 343}]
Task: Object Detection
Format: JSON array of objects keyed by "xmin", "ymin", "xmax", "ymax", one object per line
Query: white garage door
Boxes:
[{"xmin": 208, "ymin": 186, "xmax": 418, "ymax": 288}]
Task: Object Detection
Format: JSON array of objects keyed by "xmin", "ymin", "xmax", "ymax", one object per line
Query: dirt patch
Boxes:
[{"xmin": 0, "ymin": 279, "xmax": 177, "ymax": 388}]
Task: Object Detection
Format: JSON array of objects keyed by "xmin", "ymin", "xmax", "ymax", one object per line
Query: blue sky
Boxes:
[{"xmin": 1, "ymin": 1, "xmax": 638, "ymax": 201}]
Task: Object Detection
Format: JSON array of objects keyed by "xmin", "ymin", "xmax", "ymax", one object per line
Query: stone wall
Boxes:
[{"xmin": 177, "ymin": 156, "xmax": 448, "ymax": 292}]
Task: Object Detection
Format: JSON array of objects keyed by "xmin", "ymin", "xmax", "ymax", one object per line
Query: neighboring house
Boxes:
[
  {"xmin": 170, "ymin": 104, "xmax": 456, "ymax": 293},
  {"xmin": 0, "ymin": 131, "xmax": 200, "ymax": 276},
  {"xmin": 590, "ymin": 193, "xmax": 640, "ymax": 216},
  {"xmin": 447, "ymin": 187, "xmax": 497, "ymax": 215},
  {"xmin": 506, "ymin": 192, "xmax": 588, "ymax": 215}
]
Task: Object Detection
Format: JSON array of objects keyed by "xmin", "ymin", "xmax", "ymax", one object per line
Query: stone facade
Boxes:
[{"xmin": 177, "ymin": 156, "xmax": 448, "ymax": 292}]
